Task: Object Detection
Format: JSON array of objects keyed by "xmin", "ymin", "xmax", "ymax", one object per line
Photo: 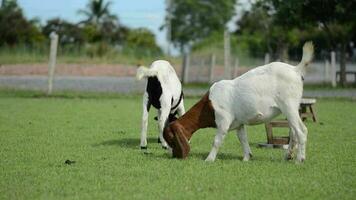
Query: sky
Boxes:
[
  {"xmin": 14, "ymin": 0, "xmax": 249, "ymax": 54},
  {"xmin": 16, "ymin": 0, "xmax": 170, "ymax": 51}
]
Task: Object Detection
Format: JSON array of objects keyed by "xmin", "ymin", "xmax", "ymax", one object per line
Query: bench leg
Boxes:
[
  {"xmin": 309, "ymin": 105, "xmax": 317, "ymax": 122},
  {"xmin": 265, "ymin": 123, "xmax": 273, "ymax": 144},
  {"xmin": 299, "ymin": 105, "xmax": 307, "ymax": 121}
]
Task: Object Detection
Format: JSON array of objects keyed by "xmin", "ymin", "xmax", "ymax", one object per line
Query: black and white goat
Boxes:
[{"xmin": 137, "ymin": 60, "xmax": 185, "ymax": 149}]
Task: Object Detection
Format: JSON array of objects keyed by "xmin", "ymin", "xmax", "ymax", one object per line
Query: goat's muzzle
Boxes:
[{"xmin": 163, "ymin": 123, "xmax": 190, "ymax": 159}]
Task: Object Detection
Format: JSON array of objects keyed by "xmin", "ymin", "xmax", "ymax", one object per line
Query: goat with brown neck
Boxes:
[
  {"xmin": 165, "ymin": 42, "xmax": 313, "ymax": 162},
  {"xmin": 163, "ymin": 93, "xmax": 216, "ymax": 158}
]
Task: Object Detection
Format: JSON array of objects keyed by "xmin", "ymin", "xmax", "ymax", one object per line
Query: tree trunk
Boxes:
[
  {"xmin": 282, "ymin": 45, "xmax": 289, "ymax": 62},
  {"xmin": 339, "ymin": 43, "xmax": 347, "ymax": 87},
  {"xmin": 277, "ymin": 43, "xmax": 289, "ymax": 62}
]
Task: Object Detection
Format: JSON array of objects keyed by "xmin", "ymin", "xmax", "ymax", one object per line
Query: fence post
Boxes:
[
  {"xmin": 264, "ymin": 53, "xmax": 270, "ymax": 65},
  {"xmin": 209, "ymin": 54, "xmax": 216, "ymax": 83},
  {"xmin": 181, "ymin": 53, "xmax": 190, "ymax": 84},
  {"xmin": 324, "ymin": 59, "xmax": 330, "ymax": 84},
  {"xmin": 47, "ymin": 32, "xmax": 58, "ymax": 95},
  {"xmin": 331, "ymin": 51, "xmax": 336, "ymax": 87},
  {"xmin": 233, "ymin": 58, "xmax": 239, "ymax": 77},
  {"xmin": 224, "ymin": 30, "xmax": 231, "ymax": 79}
]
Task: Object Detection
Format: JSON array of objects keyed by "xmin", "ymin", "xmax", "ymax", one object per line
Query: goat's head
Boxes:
[{"xmin": 163, "ymin": 122, "xmax": 190, "ymax": 159}]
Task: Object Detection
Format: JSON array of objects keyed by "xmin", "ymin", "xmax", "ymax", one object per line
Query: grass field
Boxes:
[{"xmin": 0, "ymin": 91, "xmax": 355, "ymax": 199}]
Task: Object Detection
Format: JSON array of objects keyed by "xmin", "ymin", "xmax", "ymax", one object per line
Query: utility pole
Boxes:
[
  {"xmin": 224, "ymin": 29, "xmax": 231, "ymax": 79},
  {"xmin": 165, "ymin": 0, "xmax": 172, "ymax": 56}
]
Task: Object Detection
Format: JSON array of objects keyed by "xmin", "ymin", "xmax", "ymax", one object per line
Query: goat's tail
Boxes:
[
  {"xmin": 136, "ymin": 66, "xmax": 158, "ymax": 80},
  {"xmin": 297, "ymin": 41, "xmax": 314, "ymax": 73}
]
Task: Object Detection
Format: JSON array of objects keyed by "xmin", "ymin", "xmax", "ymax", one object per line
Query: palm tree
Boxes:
[{"xmin": 78, "ymin": 0, "xmax": 118, "ymax": 29}]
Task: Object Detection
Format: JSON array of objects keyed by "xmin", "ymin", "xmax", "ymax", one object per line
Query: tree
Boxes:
[
  {"xmin": 260, "ymin": 0, "xmax": 356, "ymax": 86},
  {"xmin": 78, "ymin": 0, "xmax": 125, "ymax": 44},
  {"xmin": 42, "ymin": 18, "xmax": 85, "ymax": 45},
  {"xmin": 124, "ymin": 28, "xmax": 162, "ymax": 56},
  {"xmin": 164, "ymin": 0, "xmax": 236, "ymax": 53},
  {"xmin": 78, "ymin": 0, "xmax": 118, "ymax": 29},
  {"xmin": 0, "ymin": 0, "xmax": 44, "ymax": 46},
  {"xmin": 237, "ymin": 1, "xmax": 303, "ymax": 61},
  {"xmin": 297, "ymin": 0, "xmax": 356, "ymax": 87},
  {"xmin": 234, "ymin": 4, "xmax": 272, "ymax": 57}
]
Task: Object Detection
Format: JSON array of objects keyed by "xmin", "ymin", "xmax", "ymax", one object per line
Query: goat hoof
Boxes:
[
  {"xmin": 205, "ymin": 157, "xmax": 215, "ymax": 162},
  {"xmin": 285, "ymin": 154, "xmax": 293, "ymax": 160},
  {"xmin": 157, "ymin": 137, "xmax": 161, "ymax": 143},
  {"xmin": 140, "ymin": 146, "xmax": 147, "ymax": 150},
  {"xmin": 242, "ymin": 157, "xmax": 250, "ymax": 162},
  {"xmin": 296, "ymin": 156, "xmax": 305, "ymax": 163},
  {"xmin": 162, "ymin": 146, "xmax": 168, "ymax": 150}
]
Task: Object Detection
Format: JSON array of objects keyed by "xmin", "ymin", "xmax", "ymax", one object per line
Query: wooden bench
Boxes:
[
  {"xmin": 259, "ymin": 98, "xmax": 317, "ymax": 148},
  {"xmin": 299, "ymin": 98, "xmax": 317, "ymax": 122},
  {"xmin": 336, "ymin": 71, "xmax": 356, "ymax": 84},
  {"xmin": 264, "ymin": 120, "xmax": 290, "ymax": 146}
]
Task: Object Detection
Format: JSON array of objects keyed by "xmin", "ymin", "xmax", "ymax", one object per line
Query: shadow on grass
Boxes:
[
  {"xmin": 93, "ymin": 137, "xmax": 244, "ymax": 161},
  {"xmin": 94, "ymin": 137, "xmax": 290, "ymax": 163},
  {"xmin": 188, "ymin": 152, "xmax": 242, "ymax": 161},
  {"xmin": 138, "ymin": 150, "xmax": 243, "ymax": 161},
  {"xmin": 93, "ymin": 137, "xmax": 159, "ymax": 149}
]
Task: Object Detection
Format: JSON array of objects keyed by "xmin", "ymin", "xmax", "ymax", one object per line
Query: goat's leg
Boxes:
[
  {"xmin": 236, "ymin": 125, "xmax": 252, "ymax": 161},
  {"xmin": 158, "ymin": 108, "xmax": 170, "ymax": 149},
  {"xmin": 205, "ymin": 128, "xmax": 227, "ymax": 162},
  {"xmin": 296, "ymin": 119, "xmax": 308, "ymax": 162},
  {"xmin": 205, "ymin": 114, "xmax": 231, "ymax": 162},
  {"xmin": 285, "ymin": 127, "xmax": 298, "ymax": 160},
  {"xmin": 282, "ymin": 107, "xmax": 308, "ymax": 162},
  {"xmin": 140, "ymin": 93, "xmax": 150, "ymax": 149}
]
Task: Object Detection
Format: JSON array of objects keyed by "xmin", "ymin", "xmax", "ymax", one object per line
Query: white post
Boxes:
[
  {"xmin": 224, "ymin": 30, "xmax": 231, "ymax": 79},
  {"xmin": 324, "ymin": 59, "xmax": 330, "ymax": 83},
  {"xmin": 200, "ymin": 58, "xmax": 205, "ymax": 82},
  {"xmin": 48, "ymin": 32, "xmax": 59, "ymax": 95},
  {"xmin": 233, "ymin": 58, "xmax": 239, "ymax": 77},
  {"xmin": 264, "ymin": 53, "xmax": 270, "ymax": 65},
  {"xmin": 331, "ymin": 51, "xmax": 336, "ymax": 87},
  {"xmin": 209, "ymin": 54, "xmax": 216, "ymax": 83},
  {"xmin": 182, "ymin": 53, "xmax": 190, "ymax": 84},
  {"xmin": 165, "ymin": 0, "xmax": 172, "ymax": 55}
]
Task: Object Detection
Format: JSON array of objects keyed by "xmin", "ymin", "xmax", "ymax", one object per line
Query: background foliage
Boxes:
[{"xmin": 0, "ymin": 0, "xmax": 162, "ymax": 60}]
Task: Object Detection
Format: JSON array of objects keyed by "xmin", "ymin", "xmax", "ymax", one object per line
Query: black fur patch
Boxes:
[
  {"xmin": 146, "ymin": 77, "xmax": 162, "ymax": 109},
  {"xmin": 154, "ymin": 112, "xmax": 178, "ymax": 122},
  {"xmin": 171, "ymin": 92, "xmax": 184, "ymax": 111}
]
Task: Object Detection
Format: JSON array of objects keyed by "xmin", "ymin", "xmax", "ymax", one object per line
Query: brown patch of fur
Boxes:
[{"xmin": 164, "ymin": 92, "xmax": 216, "ymax": 158}]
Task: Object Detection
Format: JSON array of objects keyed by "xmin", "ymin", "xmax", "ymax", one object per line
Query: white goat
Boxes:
[
  {"xmin": 164, "ymin": 42, "xmax": 314, "ymax": 162},
  {"xmin": 137, "ymin": 60, "xmax": 185, "ymax": 149}
]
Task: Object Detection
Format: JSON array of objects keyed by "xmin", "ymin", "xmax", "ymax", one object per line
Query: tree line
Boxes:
[
  {"xmin": 0, "ymin": 0, "xmax": 162, "ymax": 57},
  {"xmin": 165, "ymin": 0, "xmax": 355, "ymax": 86},
  {"xmin": 1, "ymin": 0, "xmax": 355, "ymax": 86}
]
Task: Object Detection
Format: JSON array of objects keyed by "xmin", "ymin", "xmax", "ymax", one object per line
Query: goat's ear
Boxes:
[{"xmin": 172, "ymin": 127, "xmax": 190, "ymax": 159}]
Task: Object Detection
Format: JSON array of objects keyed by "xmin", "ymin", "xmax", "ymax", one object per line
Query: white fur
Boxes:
[
  {"xmin": 137, "ymin": 60, "xmax": 185, "ymax": 149},
  {"xmin": 205, "ymin": 42, "xmax": 314, "ymax": 162}
]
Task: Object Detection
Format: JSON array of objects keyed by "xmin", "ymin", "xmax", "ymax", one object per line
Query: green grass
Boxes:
[{"xmin": 0, "ymin": 91, "xmax": 355, "ymax": 199}]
